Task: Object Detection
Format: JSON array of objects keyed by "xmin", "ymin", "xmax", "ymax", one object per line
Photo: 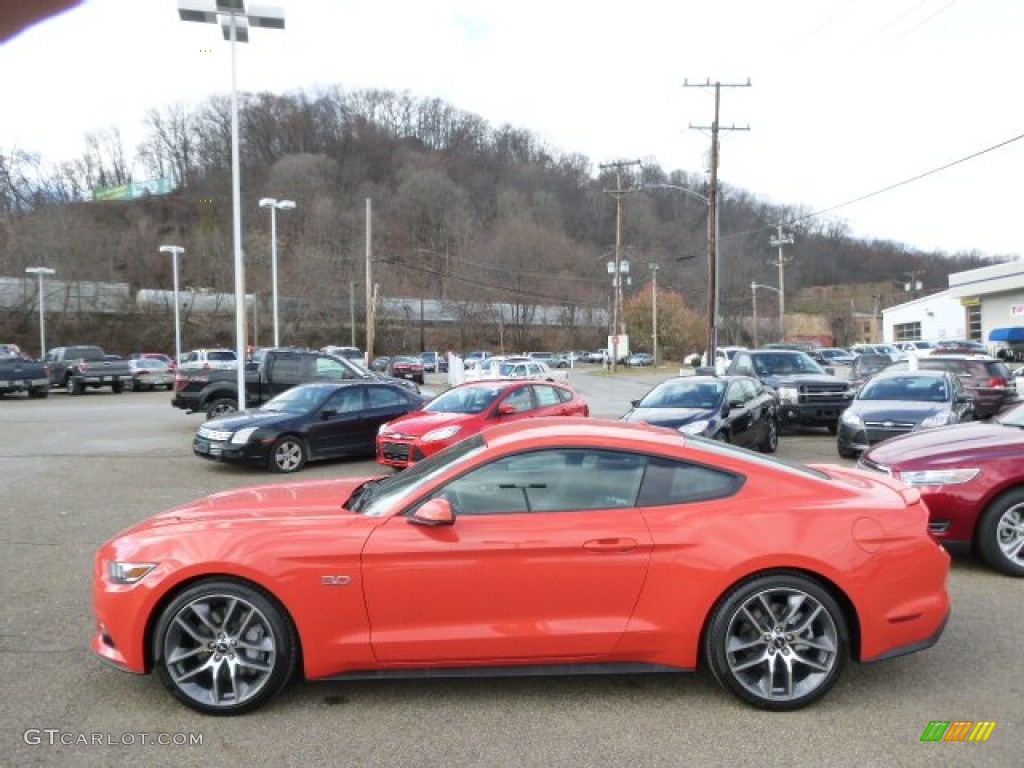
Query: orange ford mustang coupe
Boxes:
[{"xmin": 93, "ymin": 418, "xmax": 950, "ymax": 715}]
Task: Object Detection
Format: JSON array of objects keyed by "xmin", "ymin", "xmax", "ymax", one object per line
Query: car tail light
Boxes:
[
  {"xmin": 986, "ymin": 376, "xmax": 1007, "ymax": 389},
  {"xmin": 79, "ymin": 362, "xmax": 90, "ymax": 372}
]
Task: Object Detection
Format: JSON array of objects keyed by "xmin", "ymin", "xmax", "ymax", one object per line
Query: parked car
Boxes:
[
  {"xmin": 93, "ymin": 417, "xmax": 950, "ymax": 714},
  {"xmin": 0, "ymin": 343, "xmax": 50, "ymax": 399},
  {"xmin": 931, "ymin": 339, "xmax": 987, "ymax": 355},
  {"xmin": 585, "ymin": 349, "xmax": 610, "ymax": 364},
  {"xmin": 859, "ymin": 400, "xmax": 1024, "ymax": 576},
  {"xmin": 321, "ymin": 345, "xmax": 364, "ymax": 361},
  {"xmin": 386, "ymin": 355, "xmax": 426, "ymax": 384},
  {"xmin": 893, "ymin": 341, "xmax": 934, "ymax": 358},
  {"xmin": 371, "ymin": 356, "xmax": 391, "ymax": 372},
  {"xmin": 132, "ymin": 352, "xmax": 177, "ymax": 371},
  {"xmin": 178, "ymin": 348, "xmax": 238, "ymax": 372},
  {"xmin": 128, "ymin": 358, "xmax": 175, "ymax": 391},
  {"xmin": 194, "ymin": 381, "xmax": 427, "ymax": 473},
  {"xmin": 814, "ymin": 347, "xmax": 856, "ymax": 366},
  {"xmin": 725, "ymin": 349, "xmax": 852, "ymax": 433},
  {"xmin": 625, "ymin": 352, "xmax": 654, "ymax": 367},
  {"xmin": 621, "ymin": 375, "xmax": 778, "ymax": 452},
  {"xmin": 848, "ymin": 353, "xmax": 895, "ymax": 391},
  {"xmin": 419, "ymin": 350, "xmax": 448, "ymax": 373},
  {"xmin": 462, "ymin": 350, "xmax": 492, "ymax": 368},
  {"xmin": 889, "ymin": 354, "xmax": 1019, "ymax": 419},
  {"xmin": 45, "ymin": 345, "xmax": 133, "ymax": 394},
  {"xmin": 836, "ymin": 369, "xmax": 973, "ymax": 458},
  {"xmin": 377, "ymin": 379, "xmax": 589, "ymax": 469},
  {"xmin": 495, "ymin": 359, "xmax": 567, "ymax": 383}
]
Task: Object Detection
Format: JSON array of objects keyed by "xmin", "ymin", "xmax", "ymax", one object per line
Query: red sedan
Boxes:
[
  {"xmin": 93, "ymin": 418, "xmax": 949, "ymax": 715},
  {"xmin": 377, "ymin": 379, "xmax": 589, "ymax": 469},
  {"xmin": 859, "ymin": 401, "xmax": 1024, "ymax": 576},
  {"xmin": 386, "ymin": 356, "xmax": 425, "ymax": 384}
]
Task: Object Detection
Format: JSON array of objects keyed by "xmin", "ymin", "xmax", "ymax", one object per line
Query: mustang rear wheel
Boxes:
[
  {"xmin": 705, "ymin": 572, "xmax": 847, "ymax": 711},
  {"xmin": 153, "ymin": 580, "xmax": 298, "ymax": 715},
  {"xmin": 269, "ymin": 436, "xmax": 307, "ymax": 473},
  {"xmin": 976, "ymin": 489, "xmax": 1024, "ymax": 577}
]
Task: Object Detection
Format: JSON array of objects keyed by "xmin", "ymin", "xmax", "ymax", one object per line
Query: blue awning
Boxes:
[{"xmin": 989, "ymin": 326, "xmax": 1024, "ymax": 342}]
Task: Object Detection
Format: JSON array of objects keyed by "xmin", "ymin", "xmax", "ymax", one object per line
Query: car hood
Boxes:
[
  {"xmin": 621, "ymin": 407, "xmax": 713, "ymax": 428},
  {"xmin": 384, "ymin": 410, "xmax": 480, "ymax": 437},
  {"xmin": 201, "ymin": 409, "xmax": 300, "ymax": 431},
  {"xmin": 121, "ymin": 477, "xmax": 378, "ymax": 533},
  {"xmin": 862, "ymin": 421, "xmax": 1023, "ymax": 466},
  {"xmin": 847, "ymin": 400, "xmax": 948, "ymax": 421}
]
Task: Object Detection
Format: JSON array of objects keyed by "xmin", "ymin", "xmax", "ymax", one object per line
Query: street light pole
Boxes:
[
  {"xmin": 25, "ymin": 267, "xmax": 55, "ymax": 358},
  {"xmin": 650, "ymin": 263, "xmax": 659, "ymax": 366},
  {"xmin": 159, "ymin": 246, "xmax": 185, "ymax": 367},
  {"xmin": 179, "ymin": 0, "xmax": 285, "ymax": 410},
  {"xmin": 258, "ymin": 197, "xmax": 295, "ymax": 347}
]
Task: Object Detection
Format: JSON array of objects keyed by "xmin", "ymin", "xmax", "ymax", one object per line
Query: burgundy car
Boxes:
[
  {"xmin": 386, "ymin": 355, "xmax": 425, "ymax": 385},
  {"xmin": 858, "ymin": 401, "xmax": 1024, "ymax": 576}
]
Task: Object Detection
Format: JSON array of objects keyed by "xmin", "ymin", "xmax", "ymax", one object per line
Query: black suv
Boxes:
[
  {"xmin": 726, "ymin": 349, "xmax": 853, "ymax": 433},
  {"xmin": 891, "ymin": 354, "xmax": 1019, "ymax": 419}
]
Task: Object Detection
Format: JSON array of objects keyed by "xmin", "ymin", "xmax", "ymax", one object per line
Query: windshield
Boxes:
[
  {"xmin": 752, "ymin": 352, "xmax": 825, "ymax": 376},
  {"xmin": 425, "ymin": 384, "xmax": 504, "ymax": 414},
  {"xmin": 640, "ymin": 380, "xmax": 725, "ymax": 409},
  {"xmin": 357, "ymin": 434, "xmax": 487, "ymax": 516},
  {"xmin": 261, "ymin": 386, "xmax": 323, "ymax": 414},
  {"xmin": 859, "ymin": 376, "xmax": 948, "ymax": 402}
]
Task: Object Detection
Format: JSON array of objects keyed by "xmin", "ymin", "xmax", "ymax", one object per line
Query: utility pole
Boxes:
[
  {"xmin": 769, "ymin": 223, "xmax": 794, "ymax": 341},
  {"xmin": 650, "ymin": 263, "xmax": 659, "ymax": 366},
  {"xmin": 751, "ymin": 282, "xmax": 758, "ymax": 349},
  {"xmin": 600, "ymin": 159, "xmax": 641, "ymax": 373},
  {"xmin": 365, "ymin": 198, "xmax": 374, "ymax": 359},
  {"xmin": 684, "ymin": 78, "xmax": 750, "ymax": 367}
]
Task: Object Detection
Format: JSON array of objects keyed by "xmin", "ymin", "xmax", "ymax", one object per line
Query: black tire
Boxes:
[
  {"xmin": 826, "ymin": 422, "xmax": 838, "ymax": 436},
  {"xmin": 28, "ymin": 388, "xmax": 48, "ymax": 399},
  {"xmin": 837, "ymin": 445, "xmax": 857, "ymax": 459},
  {"xmin": 759, "ymin": 418, "xmax": 779, "ymax": 454},
  {"xmin": 111, "ymin": 381, "xmax": 125, "ymax": 394},
  {"xmin": 975, "ymin": 488, "xmax": 1024, "ymax": 577},
  {"xmin": 206, "ymin": 398, "xmax": 238, "ymax": 419},
  {"xmin": 152, "ymin": 579, "xmax": 298, "ymax": 715},
  {"xmin": 704, "ymin": 572, "xmax": 848, "ymax": 711},
  {"xmin": 69, "ymin": 378, "xmax": 85, "ymax": 396},
  {"xmin": 269, "ymin": 436, "xmax": 307, "ymax": 473}
]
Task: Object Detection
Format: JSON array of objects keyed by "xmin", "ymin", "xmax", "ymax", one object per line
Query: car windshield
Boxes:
[
  {"xmin": 261, "ymin": 386, "xmax": 324, "ymax": 414},
  {"xmin": 994, "ymin": 402, "xmax": 1024, "ymax": 428},
  {"xmin": 752, "ymin": 352, "xmax": 825, "ymax": 375},
  {"xmin": 498, "ymin": 363, "xmax": 524, "ymax": 376},
  {"xmin": 355, "ymin": 434, "xmax": 488, "ymax": 516},
  {"xmin": 425, "ymin": 385, "xmax": 505, "ymax": 414},
  {"xmin": 640, "ymin": 380, "xmax": 725, "ymax": 409},
  {"xmin": 859, "ymin": 376, "xmax": 948, "ymax": 402}
]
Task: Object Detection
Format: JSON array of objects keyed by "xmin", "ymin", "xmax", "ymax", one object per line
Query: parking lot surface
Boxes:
[{"xmin": 1, "ymin": 370, "xmax": 1019, "ymax": 767}]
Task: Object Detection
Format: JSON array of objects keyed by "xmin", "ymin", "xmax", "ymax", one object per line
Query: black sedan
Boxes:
[
  {"xmin": 194, "ymin": 381, "xmax": 427, "ymax": 473},
  {"xmin": 837, "ymin": 369, "xmax": 974, "ymax": 458},
  {"xmin": 620, "ymin": 375, "xmax": 779, "ymax": 452}
]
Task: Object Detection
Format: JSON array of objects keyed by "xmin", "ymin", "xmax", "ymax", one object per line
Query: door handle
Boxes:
[{"xmin": 583, "ymin": 538, "xmax": 639, "ymax": 553}]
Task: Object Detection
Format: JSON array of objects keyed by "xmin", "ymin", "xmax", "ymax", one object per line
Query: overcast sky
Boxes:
[{"xmin": 2, "ymin": 0, "xmax": 1023, "ymax": 258}]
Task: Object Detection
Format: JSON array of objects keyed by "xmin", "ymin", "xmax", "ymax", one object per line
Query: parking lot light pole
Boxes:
[
  {"xmin": 258, "ymin": 198, "xmax": 295, "ymax": 347},
  {"xmin": 178, "ymin": 0, "xmax": 285, "ymax": 410},
  {"xmin": 751, "ymin": 282, "xmax": 781, "ymax": 348},
  {"xmin": 25, "ymin": 267, "xmax": 55, "ymax": 358},
  {"xmin": 159, "ymin": 246, "xmax": 185, "ymax": 367}
]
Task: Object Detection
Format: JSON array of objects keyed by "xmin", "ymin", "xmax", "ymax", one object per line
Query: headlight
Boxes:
[
  {"xmin": 777, "ymin": 386, "xmax": 798, "ymax": 404},
  {"xmin": 230, "ymin": 427, "xmax": 258, "ymax": 444},
  {"xmin": 107, "ymin": 561, "xmax": 156, "ymax": 585},
  {"xmin": 840, "ymin": 410, "xmax": 863, "ymax": 427},
  {"xmin": 679, "ymin": 420, "xmax": 710, "ymax": 435},
  {"xmin": 422, "ymin": 425, "xmax": 461, "ymax": 442},
  {"xmin": 895, "ymin": 468, "xmax": 980, "ymax": 486},
  {"xmin": 378, "ymin": 422, "xmax": 392, "ymax": 436},
  {"xmin": 917, "ymin": 412, "xmax": 952, "ymax": 429}
]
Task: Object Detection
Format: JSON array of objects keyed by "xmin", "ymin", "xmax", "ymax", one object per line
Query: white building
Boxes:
[{"xmin": 883, "ymin": 259, "xmax": 1024, "ymax": 357}]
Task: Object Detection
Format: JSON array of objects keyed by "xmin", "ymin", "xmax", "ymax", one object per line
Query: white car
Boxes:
[
  {"xmin": 494, "ymin": 360, "xmax": 569, "ymax": 383},
  {"xmin": 177, "ymin": 348, "xmax": 238, "ymax": 372}
]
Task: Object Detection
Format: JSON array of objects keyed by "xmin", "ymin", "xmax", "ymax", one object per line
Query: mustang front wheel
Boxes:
[
  {"xmin": 705, "ymin": 572, "xmax": 847, "ymax": 711},
  {"xmin": 153, "ymin": 580, "xmax": 298, "ymax": 715}
]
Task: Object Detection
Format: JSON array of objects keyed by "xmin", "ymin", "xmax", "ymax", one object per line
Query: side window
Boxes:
[
  {"xmin": 726, "ymin": 381, "xmax": 746, "ymax": 404},
  {"xmin": 734, "ymin": 354, "xmax": 753, "ymax": 376},
  {"xmin": 315, "ymin": 356, "xmax": 355, "ymax": 380},
  {"xmin": 270, "ymin": 355, "xmax": 303, "ymax": 381},
  {"xmin": 326, "ymin": 386, "xmax": 364, "ymax": 413},
  {"xmin": 433, "ymin": 449, "xmax": 647, "ymax": 515},
  {"xmin": 502, "ymin": 386, "xmax": 534, "ymax": 412},
  {"xmin": 636, "ymin": 456, "xmax": 743, "ymax": 506},
  {"xmin": 553, "ymin": 386, "xmax": 573, "ymax": 403},
  {"xmin": 368, "ymin": 386, "xmax": 402, "ymax": 408},
  {"xmin": 532, "ymin": 385, "xmax": 562, "ymax": 408}
]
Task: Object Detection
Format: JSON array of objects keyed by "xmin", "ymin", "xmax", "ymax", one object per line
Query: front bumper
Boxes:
[{"xmin": 193, "ymin": 435, "xmax": 269, "ymax": 467}]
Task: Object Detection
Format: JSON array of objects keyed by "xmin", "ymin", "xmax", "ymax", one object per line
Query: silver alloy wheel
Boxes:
[
  {"xmin": 272, "ymin": 438, "xmax": 304, "ymax": 472},
  {"xmin": 723, "ymin": 587, "xmax": 839, "ymax": 703},
  {"xmin": 161, "ymin": 593, "xmax": 277, "ymax": 710},
  {"xmin": 996, "ymin": 502, "xmax": 1024, "ymax": 565}
]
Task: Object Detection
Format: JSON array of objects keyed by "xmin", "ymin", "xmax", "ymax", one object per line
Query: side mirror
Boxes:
[
  {"xmin": 630, "ymin": 399, "xmax": 640, "ymax": 408},
  {"xmin": 497, "ymin": 403, "xmax": 517, "ymax": 415},
  {"xmin": 409, "ymin": 497, "xmax": 455, "ymax": 526},
  {"xmin": 321, "ymin": 407, "xmax": 337, "ymax": 419}
]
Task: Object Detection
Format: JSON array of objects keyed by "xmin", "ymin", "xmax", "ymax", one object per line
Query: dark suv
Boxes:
[
  {"xmin": 893, "ymin": 354, "xmax": 1019, "ymax": 419},
  {"xmin": 726, "ymin": 349, "xmax": 853, "ymax": 433}
]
